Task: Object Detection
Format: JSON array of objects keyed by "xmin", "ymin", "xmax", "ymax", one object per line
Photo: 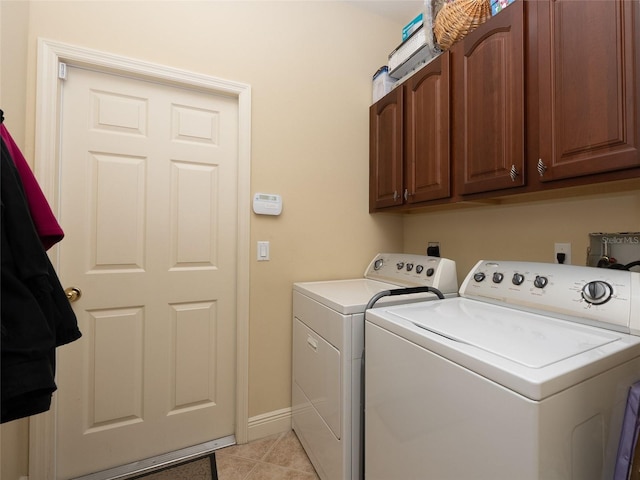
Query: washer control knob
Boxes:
[
  {"xmin": 426, "ymin": 268, "xmax": 435, "ymax": 277},
  {"xmin": 534, "ymin": 275, "xmax": 548, "ymax": 289},
  {"xmin": 396, "ymin": 262, "xmax": 404, "ymax": 270},
  {"xmin": 474, "ymin": 272, "xmax": 486, "ymax": 282},
  {"xmin": 512, "ymin": 273, "xmax": 525, "ymax": 286},
  {"xmin": 416, "ymin": 265, "xmax": 424, "ymax": 274},
  {"xmin": 406, "ymin": 263, "xmax": 414, "ymax": 272},
  {"xmin": 582, "ymin": 281, "xmax": 613, "ymax": 305},
  {"xmin": 374, "ymin": 259, "xmax": 384, "ymax": 270},
  {"xmin": 492, "ymin": 272, "xmax": 504, "ymax": 284}
]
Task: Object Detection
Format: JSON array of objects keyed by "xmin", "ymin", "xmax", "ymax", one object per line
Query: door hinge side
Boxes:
[{"xmin": 58, "ymin": 62, "xmax": 67, "ymax": 80}]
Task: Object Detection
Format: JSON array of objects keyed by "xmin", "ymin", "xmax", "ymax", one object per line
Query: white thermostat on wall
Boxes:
[{"xmin": 253, "ymin": 193, "xmax": 282, "ymax": 215}]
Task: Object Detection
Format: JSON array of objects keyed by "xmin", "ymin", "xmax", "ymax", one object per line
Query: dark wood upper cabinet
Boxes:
[
  {"xmin": 452, "ymin": 0, "xmax": 525, "ymax": 196},
  {"xmin": 536, "ymin": 0, "xmax": 640, "ymax": 182},
  {"xmin": 405, "ymin": 51, "xmax": 451, "ymax": 204},
  {"xmin": 368, "ymin": 0, "xmax": 640, "ymax": 212},
  {"xmin": 370, "ymin": 86, "xmax": 403, "ymax": 210},
  {"xmin": 369, "ymin": 52, "xmax": 451, "ymax": 211}
]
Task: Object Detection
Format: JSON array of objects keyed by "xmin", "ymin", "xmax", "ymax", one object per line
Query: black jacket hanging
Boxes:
[{"xmin": 1, "ymin": 136, "xmax": 81, "ymax": 423}]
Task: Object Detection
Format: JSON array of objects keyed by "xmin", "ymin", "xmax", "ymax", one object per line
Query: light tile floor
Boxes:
[{"xmin": 216, "ymin": 430, "xmax": 320, "ymax": 480}]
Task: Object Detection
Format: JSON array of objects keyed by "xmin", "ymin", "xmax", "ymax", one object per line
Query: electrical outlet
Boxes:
[{"xmin": 554, "ymin": 242, "xmax": 571, "ymax": 264}]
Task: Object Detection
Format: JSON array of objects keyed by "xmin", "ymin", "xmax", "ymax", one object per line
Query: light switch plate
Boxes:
[{"xmin": 257, "ymin": 241, "xmax": 270, "ymax": 261}]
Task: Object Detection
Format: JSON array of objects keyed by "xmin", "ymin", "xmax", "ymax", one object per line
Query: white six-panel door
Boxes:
[{"xmin": 55, "ymin": 65, "xmax": 238, "ymax": 479}]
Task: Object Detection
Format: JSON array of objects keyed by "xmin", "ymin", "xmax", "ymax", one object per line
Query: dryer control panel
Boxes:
[
  {"xmin": 364, "ymin": 253, "xmax": 458, "ymax": 295},
  {"xmin": 461, "ymin": 260, "xmax": 640, "ymax": 335}
]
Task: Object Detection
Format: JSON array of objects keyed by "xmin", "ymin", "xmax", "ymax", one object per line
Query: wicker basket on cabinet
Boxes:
[{"xmin": 434, "ymin": 0, "xmax": 492, "ymax": 50}]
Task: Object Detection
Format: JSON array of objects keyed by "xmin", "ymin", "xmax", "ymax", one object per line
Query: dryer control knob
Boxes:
[
  {"xmin": 512, "ymin": 273, "xmax": 525, "ymax": 286},
  {"xmin": 534, "ymin": 275, "xmax": 548, "ymax": 289},
  {"xmin": 582, "ymin": 281, "xmax": 613, "ymax": 305},
  {"xmin": 492, "ymin": 272, "xmax": 504, "ymax": 283},
  {"xmin": 473, "ymin": 272, "xmax": 486, "ymax": 282}
]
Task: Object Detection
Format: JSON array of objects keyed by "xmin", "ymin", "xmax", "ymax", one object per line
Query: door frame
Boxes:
[{"xmin": 30, "ymin": 38, "xmax": 251, "ymax": 479}]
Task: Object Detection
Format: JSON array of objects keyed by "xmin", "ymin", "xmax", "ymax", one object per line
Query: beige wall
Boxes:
[
  {"xmin": 404, "ymin": 184, "xmax": 640, "ymax": 282},
  {"xmin": 0, "ymin": 0, "xmax": 29, "ymax": 145},
  {"xmin": 1, "ymin": 1, "xmax": 404, "ymax": 478}
]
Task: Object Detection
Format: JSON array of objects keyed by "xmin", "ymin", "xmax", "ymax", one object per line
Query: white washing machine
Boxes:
[
  {"xmin": 365, "ymin": 260, "xmax": 640, "ymax": 480},
  {"xmin": 292, "ymin": 253, "xmax": 459, "ymax": 480}
]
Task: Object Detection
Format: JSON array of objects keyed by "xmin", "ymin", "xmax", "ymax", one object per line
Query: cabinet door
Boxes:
[
  {"xmin": 453, "ymin": 1, "xmax": 525, "ymax": 195},
  {"xmin": 537, "ymin": 0, "xmax": 640, "ymax": 181},
  {"xmin": 405, "ymin": 51, "xmax": 451, "ymax": 204},
  {"xmin": 370, "ymin": 87, "xmax": 404, "ymax": 210}
]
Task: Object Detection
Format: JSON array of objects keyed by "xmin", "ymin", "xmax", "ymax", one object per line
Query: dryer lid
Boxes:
[{"xmin": 294, "ymin": 279, "xmax": 413, "ymax": 314}]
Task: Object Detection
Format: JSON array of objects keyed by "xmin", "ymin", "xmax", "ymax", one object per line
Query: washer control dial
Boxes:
[
  {"xmin": 512, "ymin": 273, "xmax": 525, "ymax": 286},
  {"xmin": 582, "ymin": 281, "xmax": 613, "ymax": 305},
  {"xmin": 474, "ymin": 272, "xmax": 486, "ymax": 282},
  {"xmin": 492, "ymin": 272, "xmax": 504, "ymax": 284}
]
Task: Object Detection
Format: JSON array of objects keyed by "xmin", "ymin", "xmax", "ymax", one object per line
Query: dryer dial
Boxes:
[
  {"xmin": 473, "ymin": 272, "xmax": 486, "ymax": 282},
  {"xmin": 534, "ymin": 275, "xmax": 548, "ymax": 289}
]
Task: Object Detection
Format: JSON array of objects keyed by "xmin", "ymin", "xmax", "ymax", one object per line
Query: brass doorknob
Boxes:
[{"xmin": 65, "ymin": 287, "xmax": 82, "ymax": 303}]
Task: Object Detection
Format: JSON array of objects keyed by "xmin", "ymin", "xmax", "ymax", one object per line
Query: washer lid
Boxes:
[
  {"xmin": 368, "ymin": 297, "xmax": 640, "ymax": 400},
  {"xmin": 400, "ymin": 299, "xmax": 620, "ymax": 368}
]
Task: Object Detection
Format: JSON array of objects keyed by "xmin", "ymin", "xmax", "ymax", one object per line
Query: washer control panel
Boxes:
[
  {"xmin": 364, "ymin": 253, "xmax": 458, "ymax": 294},
  {"xmin": 461, "ymin": 260, "xmax": 640, "ymax": 334}
]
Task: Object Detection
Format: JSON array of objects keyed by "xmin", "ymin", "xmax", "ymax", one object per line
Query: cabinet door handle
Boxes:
[
  {"xmin": 509, "ymin": 165, "xmax": 520, "ymax": 181},
  {"xmin": 307, "ymin": 335, "xmax": 318, "ymax": 352},
  {"xmin": 404, "ymin": 189, "xmax": 408, "ymax": 201},
  {"xmin": 393, "ymin": 190, "xmax": 399, "ymax": 201},
  {"xmin": 537, "ymin": 159, "xmax": 547, "ymax": 176}
]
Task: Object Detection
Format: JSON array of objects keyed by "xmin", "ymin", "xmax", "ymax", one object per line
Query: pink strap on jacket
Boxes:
[{"xmin": 1, "ymin": 124, "xmax": 64, "ymax": 250}]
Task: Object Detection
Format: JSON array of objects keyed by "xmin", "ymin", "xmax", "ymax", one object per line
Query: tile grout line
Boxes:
[
  {"xmin": 260, "ymin": 431, "xmax": 285, "ymax": 461},
  {"xmin": 244, "ymin": 432, "xmax": 283, "ymax": 480},
  {"xmin": 218, "ymin": 431, "xmax": 319, "ymax": 480}
]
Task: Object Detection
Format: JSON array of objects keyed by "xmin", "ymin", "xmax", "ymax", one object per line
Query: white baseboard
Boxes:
[{"xmin": 247, "ymin": 407, "xmax": 292, "ymax": 442}]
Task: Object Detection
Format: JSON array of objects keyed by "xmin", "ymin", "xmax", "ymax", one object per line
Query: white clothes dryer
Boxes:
[
  {"xmin": 292, "ymin": 253, "xmax": 459, "ymax": 480},
  {"xmin": 365, "ymin": 260, "xmax": 640, "ymax": 480}
]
